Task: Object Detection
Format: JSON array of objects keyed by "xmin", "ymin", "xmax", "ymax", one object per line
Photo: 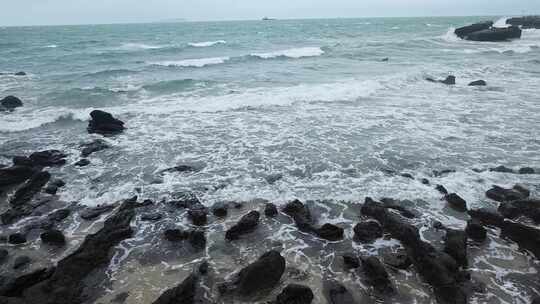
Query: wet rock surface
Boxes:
[
  {"xmin": 87, "ymin": 110, "xmax": 125, "ymax": 135},
  {"xmin": 225, "ymin": 210, "xmax": 260, "ymax": 240}
]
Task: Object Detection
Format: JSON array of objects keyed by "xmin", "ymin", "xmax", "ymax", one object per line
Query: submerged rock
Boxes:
[
  {"xmin": 211, "ymin": 201, "xmax": 229, "ymax": 217},
  {"xmin": 283, "ymin": 199, "xmax": 344, "ymax": 241},
  {"xmin": 353, "ymin": 220, "xmax": 383, "ymax": 243},
  {"xmin": 426, "ymin": 76, "xmax": 456, "ymax": 85},
  {"xmin": 316, "ymin": 224, "xmax": 344, "ymax": 241},
  {"xmin": 323, "ymin": 280, "xmax": 356, "ymax": 304},
  {"xmin": 74, "ymin": 159, "xmax": 90, "ymax": 167},
  {"xmin": 436, "ymin": 184, "xmax": 449, "ymax": 195},
  {"xmin": 8, "ymin": 233, "xmax": 26, "ymax": 245},
  {"xmin": 519, "ymin": 167, "xmax": 535, "ymax": 174},
  {"xmin": 151, "ymin": 273, "xmax": 198, "ymax": 304},
  {"xmin": 160, "ymin": 165, "xmax": 199, "ymax": 174},
  {"xmin": 141, "ymin": 212, "xmax": 163, "ymax": 221},
  {"xmin": 468, "ymin": 80, "xmax": 487, "ymax": 86},
  {"xmin": 498, "ymin": 199, "xmax": 540, "ymax": 224},
  {"xmin": 1, "ymin": 172, "xmax": 51, "ymax": 225},
  {"xmin": 468, "ymin": 208, "xmax": 504, "ymax": 227},
  {"xmin": 87, "ymin": 110, "xmax": 125, "ymax": 135},
  {"xmin": 506, "ymin": 16, "xmax": 540, "ymax": 29},
  {"xmin": 444, "ymin": 229, "xmax": 468, "ymax": 268},
  {"xmin": 220, "ymin": 250, "xmax": 286, "ymax": 296},
  {"xmin": 80, "ymin": 205, "xmax": 116, "ymax": 220},
  {"xmin": 465, "ymin": 219, "xmax": 487, "ymax": 242},
  {"xmin": 0, "ymin": 166, "xmax": 37, "ymax": 187},
  {"xmin": 361, "ymin": 256, "xmax": 395, "ymax": 294},
  {"xmin": 275, "ymin": 284, "xmax": 314, "ymax": 304},
  {"xmin": 382, "ymin": 249, "xmax": 411, "ymax": 270},
  {"xmin": 29, "ymin": 150, "xmax": 67, "ymax": 167},
  {"xmin": 225, "ymin": 211, "xmax": 260, "ymax": 240},
  {"xmin": 490, "ymin": 165, "xmax": 514, "ymax": 173},
  {"xmin": 0, "ymin": 96, "xmax": 23, "ymax": 111},
  {"xmin": 0, "ymin": 267, "xmax": 54, "ymax": 297},
  {"xmin": 380, "ymin": 198, "xmax": 416, "ymax": 218},
  {"xmin": 501, "ymin": 221, "xmax": 540, "ymax": 259},
  {"xmin": 0, "ymin": 249, "xmax": 8, "ymax": 264},
  {"xmin": 445, "ymin": 193, "xmax": 468, "ymax": 212},
  {"xmin": 342, "ymin": 254, "xmax": 360, "ymax": 269},
  {"xmin": 188, "ymin": 203, "xmax": 208, "ymax": 226},
  {"xmin": 80, "ymin": 139, "xmax": 110, "ymax": 157},
  {"xmin": 13, "ymin": 256, "xmax": 31, "ymax": 270}
]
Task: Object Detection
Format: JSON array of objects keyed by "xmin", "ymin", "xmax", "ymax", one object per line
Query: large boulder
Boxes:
[
  {"xmin": 454, "ymin": 21, "xmax": 493, "ymax": 38},
  {"xmin": 486, "ymin": 185, "xmax": 529, "ymax": 202},
  {"xmin": 0, "ymin": 96, "xmax": 23, "ymax": 111},
  {"xmin": 361, "ymin": 256, "xmax": 395, "ymax": 294},
  {"xmin": 498, "ymin": 199, "xmax": 540, "ymax": 224},
  {"xmin": 315, "ymin": 224, "xmax": 344, "ymax": 241},
  {"xmin": 225, "ymin": 211, "xmax": 260, "ymax": 240},
  {"xmin": 87, "ymin": 110, "xmax": 125, "ymax": 135},
  {"xmin": 468, "ymin": 208, "xmax": 504, "ymax": 227},
  {"xmin": 466, "ymin": 26, "xmax": 522, "ymax": 41},
  {"xmin": 465, "ymin": 219, "xmax": 487, "ymax": 242},
  {"xmin": 445, "ymin": 193, "xmax": 468, "ymax": 212},
  {"xmin": 28, "ymin": 150, "xmax": 67, "ymax": 167},
  {"xmin": 353, "ymin": 220, "xmax": 383, "ymax": 243},
  {"xmin": 501, "ymin": 221, "xmax": 540, "ymax": 259}
]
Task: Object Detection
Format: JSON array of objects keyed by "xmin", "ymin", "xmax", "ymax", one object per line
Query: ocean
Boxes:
[{"xmin": 1, "ymin": 16, "xmax": 539, "ymax": 303}]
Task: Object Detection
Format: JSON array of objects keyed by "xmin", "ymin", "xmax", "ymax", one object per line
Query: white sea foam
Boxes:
[
  {"xmin": 45, "ymin": 44, "xmax": 58, "ymax": 48},
  {"xmin": 494, "ymin": 17, "xmax": 511, "ymax": 28},
  {"xmin": 0, "ymin": 107, "xmax": 88, "ymax": 133},
  {"xmin": 188, "ymin": 40, "xmax": 226, "ymax": 47},
  {"xmin": 441, "ymin": 28, "xmax": 461, "ymax": 42},
  {"xmin": 120, "ymin": 43, "xmax": 164, "ymax": 50},
  {"xmin": 149, "ymin": 57, "xmax": 230, "ymax": 68},
  {"xmin": 250, "ymin": 47, "xmax": 324, "ymax": 59}
]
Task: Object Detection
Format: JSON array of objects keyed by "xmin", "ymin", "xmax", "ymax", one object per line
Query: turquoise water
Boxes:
[{"xmin": 1, "ymin": 17, "xmax": 540, "ymax": 303}]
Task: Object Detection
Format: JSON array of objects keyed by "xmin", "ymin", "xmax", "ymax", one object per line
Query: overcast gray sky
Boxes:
[{"xmin": 1, "ymin": 0, "xmax": 539, "ymax": 26}]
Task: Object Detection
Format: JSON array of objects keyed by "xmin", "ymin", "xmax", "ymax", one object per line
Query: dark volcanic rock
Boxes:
[
  {"xmin": 486, "ymin": 185, "xmax": 529, "ymax": 202},
  {"xmin": 151, "ymin": 273, "xmax": 198, "ymax": 304},
  {"xmin": 466, "ymin": 26, "xmax": 522, "ymax": 41},
  {"xmin": 316, "ymin": 224, "xmax": 344, "ymax": 241},
  {"xmin": 518, "ymin": 167, "xmax": 535, "ymax": 174},
  {"xmin": 164, "ymin": 229, "xmax": 188, "ymax": 242},
  {"xmin": 382, "ymin": 249, "xmax": 411, "ymax": 270},
  {"xmin": 0, "ymin": 96, "xmax": 23, "ymax": 111},
  {"xmin": 74, "ymin": 159, "xmax": 90, "ymax": 167},
  {"xmin": 342, "ymin": 254, "xmax": 360, "ymax": 269},
  {"xmin": 421, "ymin": 178, "xmax": 430, "ymax": 185},
  {"xmin": 501, "ymin": 221, "xmax": 540, "ymax": 259},
  {"xmin": 361, "ymin": 198, "xmax": 468, "ymax": 304},
  {"xmin": 468, "ymin": 80, "xmax": 487, "ymax": 86},
  {"xmin": 401, "ymin": 173, "xmax": 414, "ymax": 179},
  {"xmin": 80, "ymin": 139, "xmax": 110, "ymax": 157},
  {"xmin": 353, "ymin": 220, "xmax": 383, "ymax": 243},
  {"xmin": 160, "ymin": 165, "xmax": 198, "ymax": 174},
  {"xmin": 468, "ymin": 208, "xmax": 504, "ymax": 227},
  {"xmin": 506, "ymin": 16, "xmax": 540, "ymax": 29},
  {"xmin": 0, "ymin": 166, "xmax": 36, "ymax": 187},
  {"xmin": 40, "ymin": 230, "xmax": 66, "ymax": 246},
  {"xmin": 29, "ymin": 150, "xmax": 67, "ymax": 167},
  {"xmin": 275, "ymin": 284, "xmax": 314, "ymax": 304},
  {"xmin": 465, "ymin": 219, "xmax": 487, "ymax": 242},
  {"xmin": 47, "ymin": 209, "xmax": 71, "ymax": 222},
  {"xmin": 188, "ymin": 203, "xmax": 208, "ymax": 226},
  {"xmin": 380, "ymin": 198, "xmax": 416, "ymax": 218},
  {"xmin": 9, "ymin": 171, "xmax": 50, "ymax": 207},
  {"xmin": 444, "ymin": 229, "xmax": 468, "ymax": 268},
  {"xmin": 490, "ymin": 165, "xmax": 514, "ymax": 173},
  {"xmin": 220, "ymin": 250, "xmax": 285, "ymax": 296},
  {"xmin": 323, "ymin": 281, "xmax": 355, "ymax": 304},
  {"xmin": 14, "ymin": 72, "xmax": 26, "ymax": 76},
  {"xmin": 455, "ymin": 21, "xmax": 493, "ymax": 38},
  {"xmin": 0, "ymin": 267, "xmax": 54, "ymax": 297},
  {"xmin": 498, "ymin": 199, "xmax": 540, "ymax": 224},
  {"xmin": 20, "ymin": 201, "xmax": 135, "ymax": 304},
  {"xmin": 445, "ymin": 193, "xmax": 467, "ymax": 212},
  {"xmin": 264, "ymin": 203, "xmax": 278, "ymax": 218},
  {"xmin": 13, "ymin": 256, "xmax": 31, "ymax": 270},
  {"xmin": 87, "ymin": 110, "xmax": 125, "ymax": 135},
  {"xmin": 211, "ymin": 202, "xmax": 229, "ymax": 217},
  {"xmin": 361, "ymin": 256, "xmax": 395, "ymax": 294},
  {"xmin": 0, "ymin": 249, "xmax": 8, "ymax": 264},
  {"xmin": 436, "ymin": 184, "xmax": 449, "ymax": 195},
  {"xmin": 80, "ymin": 205, "xmax": 116, "ymax": 220},
  {"xmin": 225, "ymin": 211, "xmax": 260, "ymax": 240},
  {"xmin": 8, "ymin": 233, "xmax": 26, "ymax": 245},
  {"xmin": 283, "ymin": 199, "xmax": 313, "ymax": 232},
  {"xmin": 441, "ymin": 76, "xmax": 456, "ymax": 85}
]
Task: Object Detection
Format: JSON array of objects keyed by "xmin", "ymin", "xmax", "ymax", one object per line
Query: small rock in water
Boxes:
[
  {"xmin": 489, "ymin": 165, "xmax": 514, "ymax": 173},
  {"xmin": 445, "ymin": 193, "xmax": 468, "ymax": 212},
  {"xmin": 342, "ymin": 254, "xmax": 360, "ymax": 269},
  {"xmin": 433, "ymin": 169, "xmax": 456, "ymax": 177},
  {"xmin": 519, "ymin": 167, "xmax": 535, "ymax": 174},
  {"xmin": 13, "ymin": 255, "xmax": 31, "ymax": 269},
  {"xmin": 211, "ymin": 201, "xmax": 229, "ymax": 217},
  {"xmin": 188, "ymin": 230, "xmax": 206, "ymax": 250},
  {"xmin": 275, "ymin": 284, "xmax": 314, "ymax": 304},
  {"xmin": 323, "ymin": 280, "xmax": 356, "ymax": 304},
  {"xmin": 316, "ymin": 224, "xmax": 344, "ymax": 241},
  {"xmin": 160, "ymin": 165, "xmax": 199, "ymax": 174},
  {"xmin": 465, "ymin": 219, "xmax": 487, "ymax": 242},
  {"xmin": 87, "ymin": 110, "xmax": 125, "ymax": 135},
  {"xmin": 421, "ymin": 178, "xmax": 430, "ymax": 185},
  {"xmin": 436, "ymin": 184, "xmax": 449, "ymax": 195},
  {"xmin": 164, "ymin": 229, "xmax": 188, "ymax": 242},
  {"xmin": 441, "ymin": 76, "xmax": 456, "ymax": 85},
  {"xmin": 29, "ymin": 150, "xmax": 67, "ymax": 167},
  {"xmin": 468, "ymin": 208, "xmax": 504, "ymax": 227},
  {"xmin": 15, "ymin": 71, "xmax": 26, "ymax": 76},
  {"xmin": 80, "ymin": 139, "xmax": 110, "ymax": 157},
  {"xmin": 444, "ymin": 229, "xmax": 468, "ymax": 268},
  {"xmin": 40, "ymin": 230, "xmax": 66, "ymax": 246},
  {"xmin": 382, "ymin": 249, "xmax": 411, "ymax": 270},
  {"xmin": 8, "ymin": 233, "xmax": 27, "ymax": 245},
  {"xmin": 354, "ymin": 220, "xmax": 383, "ymax": 243},
  {"xmin": 486, "ymin": 185, "xmax": 529, "ymax": 202},
  {"xmin": 468, "ymin": 80, "xmax": 487, "ymax": 86},
  {"xmin": 188, "ymin": 203, "xmax": 208, "ymax": 226},
  {"xmin": 381, "ymin": 57, "xmax": 389, "ymax": 62},
  {"xmin": 74, "ymin": 159, "xmax": 90, "ymax": 167},
  {"xmin": 264, "ymin": 203, "xmax": 278, "ymax": 217},
  {"xmin": 43, "ymin": 185, "xmax": 58, "ymax": 195},
  {"xmin": 400, "ymin": 173, "xmax": 414, "ymax": 179},
  {"xmin": 80, "ymin": 204, "xmax": 116, "ymax": 220},
  {"xmin": 0, "ymin": 95, "xmax": 23, "ymax": 111},
  {"xmin": 48, "ymin": 208, "xmax": 71, "ymax": 222},
  {"xmin": 361, "ymin": 256, "xmax": 395, "ymax": 294},
  {"xmin": 501, "ymin": 221, "xmax": 540, "ymax": 259},
  {"xmin": 265, "ymin": 173, "xmax": 283, "ymax": 184},
  {"xmin": 151, "ymin": 273, "xmax": 198, "ymax": 304},
  {"xmin": 225, "ymin": 210, "xmax": 260, "ymax": 240}
]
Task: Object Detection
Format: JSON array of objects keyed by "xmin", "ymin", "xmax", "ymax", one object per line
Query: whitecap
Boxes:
[
  {"xmin": 0, "ymin": 107, "xmax": 88, "ymax": 133},
  {"xmin": 120, "ymin": 43, "xmax": 164, "ymax": 50},
  {"xmin": 250, "ymin": 47, "xmax": 324, "ymax": 59},
  {"xmin": 188, "ymin": 40, "xmax": 226, "ymax": 47},
  {"xmin": 494, "ymin": 17, "xmax": 511, "ymax": 28},
  {"xmin": 149, "ymin": 57, "xmax": 230, "ymax": 68},
  {"xmin": 45, "ymin": 44, "xmax": 58, "ymax": 48}
]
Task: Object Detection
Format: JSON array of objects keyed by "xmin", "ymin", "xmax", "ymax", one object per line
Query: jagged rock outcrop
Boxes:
[
  {"xmin": 225, "ymin": 211, "xmax": 260, "ymax": 240},
  {"xmin": 87, "ymin": 110, "xmax": 125, "ymax": 135}
]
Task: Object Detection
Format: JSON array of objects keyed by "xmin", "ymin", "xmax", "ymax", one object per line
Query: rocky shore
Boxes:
[{"xmin": 0, "ymin": 110, "xmax": 539, "ymax": 304}]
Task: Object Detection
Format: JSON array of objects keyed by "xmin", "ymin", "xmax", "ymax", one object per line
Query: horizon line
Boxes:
[{"xmin": 0, "ymin": 13, "xmax": 535, "ymax": 28}]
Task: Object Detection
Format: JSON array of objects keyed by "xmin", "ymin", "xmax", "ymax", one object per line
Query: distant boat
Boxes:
[{"xmin": 262, "ymin": 17, "xmax": 276, "ymax": 21}]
